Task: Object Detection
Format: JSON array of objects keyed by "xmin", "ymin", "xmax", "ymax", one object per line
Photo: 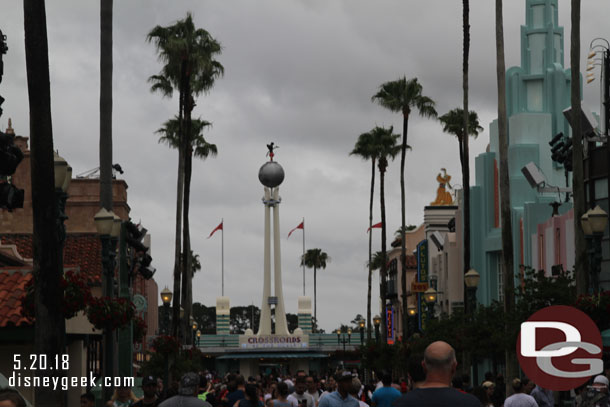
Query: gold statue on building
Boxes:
[{"xmin": 430, "ymin": 168, "xmax": 454, "ymax": 206}]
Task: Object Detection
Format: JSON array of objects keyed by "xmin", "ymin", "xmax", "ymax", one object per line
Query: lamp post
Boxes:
[
  {"xmin": 192, "ymin": 321, "xmax": 198, "ymax": 348},
  {"xmin": 160, "ymin": 287, "xmax": 172, "ymax": 335},
  {"xmin": 407, "ymin": 305, "xmax": 417, "ymax": 338},
  {"xmin": 581, "ymin": 206, "xmax": 608, "ymax": 293},
  {"xmin": 160, "ymin": 287, "xmax": 172, "ymax": 394},
  {"xmin": 358, "ymin": 319, "xmax": 365, "ymax": 345},
  {"xmin": 196, "ymin": 329, "xmax": 201, "ymax": 347},
  {"xmin": 464, "ymin": 269, "xmax": 480, "ymax": 315},
  {"xmin": 424, "ymin": 287, "xmax": 437, "ymax": 323},
  {"xmin": 336, "ymin": 328, "xmax": 352, "ymax": 352},
  {"xmin": 94, "ymin": 206, "xmax": 119, "ymax": 402},
  {"xmin": 373, "ymin": 315, "xmax": 381, "ymax": 343},
  {"xmin": 463, "ymin": 268, "xmax": 481, "ymax": 386}
]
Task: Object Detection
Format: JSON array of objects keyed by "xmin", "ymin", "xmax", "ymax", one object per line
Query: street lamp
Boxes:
[
  {"xmin": 464, "ymin": 269, "xmax": 480, "ymax": 315},
  {"xmin": 424, "ymin": 287, "xmax": 437, "ymax": 323},
  {"xmin": 192, "ymin": 321, "xmax": 198, "ymax": 347},
  {"xmin": 159, "ymin": 287, "xmax": 172, "ymax": 393},
  {"xmin": 160, "ymin": 287, "xmax": 172, "ymax": 335},
  {"xmin": 336, "ymin": 328, "xmax": 352, "ymax": 352},
  {"xmin": 407, "ymin": 305, "xmax": 417, "ymax": 338},
  {"xmin": 196, "ymin": 329, "xmax": 201, "ymax": 346},
  {"xmin": 94, "ymin": 206, "xmax": 118, "ymax": 403},
  {"xmin": 373, "ymin": 315, "xmax": 381, "ymax": 343},
  {"xmin": 358, "ymin": 319, "xmax": 365, "ymax": 344},
  {"xmin": 581, "ymin": 205, "xmax": 608, "ymax": 293}
]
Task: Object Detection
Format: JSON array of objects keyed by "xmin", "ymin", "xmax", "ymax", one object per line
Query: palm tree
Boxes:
[
  {"xmin": 156, "ymin": 115, "xmax": 217, "ymax": 337},
  {"xmin": 366, "ymin": 126, "xmax": 400, "ymax": 342},
  {"xmin": 100, "ymin": 0, "xmax": 113, "ymax": 211},
  {"xmin": 99, "ymin": 2, "xmax": 114, "ymax": 398},
  {"xmin": 350, "ymin": 131, "xmax": 377, "ymax": 341},
  {"xmin": 495, "ymin": 0, "xmax": 517, "ymax": 386},
  {"xmin": 462, "ymin": 0, "xmax": 471, "ymax": 292},
  {"xmin": 371, "ymin": 78, "xmax": 436, "ymax": 342},
  {"xmin": 301, "ymin": 248, "xmax": 330, "ymax": 332},
  {"xmin": 368, "ymin": 251, "xmax": 385, "ymax": 273},
  {"xmin": 191, "ymin": 251, "xmax": 202, "ymax": 275},
  {"xmin": 571, "ymin": 0, "xmax": 587, "ymax": 296},
  {"xmin": 147, "ymin": 13, "xmax": 223, "ymax": 340},
  {"xmin": 439, "ymin": 109, "xmax": 483, "ymax": 169},
  {"xmin": 439, "ymin": 108, "xmax": 483, "ymax": 305},
  {"xmin": 24, "ymin": 1, "xmax": 67, "ymax": 404}
]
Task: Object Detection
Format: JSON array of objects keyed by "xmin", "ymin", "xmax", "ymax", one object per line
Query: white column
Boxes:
[
  {"xmin": 257, "ymin": 187, "xmax": 272, "ymax": 335},
  {"xmin": 273, "ymin": 187, "xmax": 289, "ymax": 335}
]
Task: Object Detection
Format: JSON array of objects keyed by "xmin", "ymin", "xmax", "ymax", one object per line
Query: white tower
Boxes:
[{"xmin": 257, "ymin": 144, "xmax": 289, "ymax": 335}]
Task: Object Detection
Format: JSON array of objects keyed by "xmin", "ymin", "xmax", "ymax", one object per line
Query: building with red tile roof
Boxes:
[{"xmin": 0, "ymin": 122, "xmax": 158, "ymax": 405}]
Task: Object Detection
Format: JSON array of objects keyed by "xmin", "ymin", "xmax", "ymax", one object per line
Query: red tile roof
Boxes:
[
  {"xmin": 1, "ymin": 234, "xmax": 102, "ymax": 284},
  {"xmin": 0, "ymin": 270, "xmax": 33, "ymax": 327}
]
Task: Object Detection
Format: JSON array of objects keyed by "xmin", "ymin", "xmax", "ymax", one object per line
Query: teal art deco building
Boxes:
[{"xmin": 470, "ymin": 0, "xmax": 577, "ymax": 306}]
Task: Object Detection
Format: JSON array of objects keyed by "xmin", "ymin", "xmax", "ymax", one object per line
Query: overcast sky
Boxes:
[{"xmin": 0, "ymin": 0, "xmax": 607, "ymax": 332}]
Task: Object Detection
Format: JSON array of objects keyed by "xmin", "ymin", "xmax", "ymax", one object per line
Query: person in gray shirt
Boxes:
[{"xmin": 159, "ymin": 373, "xmax": 212, "ymax": 407}]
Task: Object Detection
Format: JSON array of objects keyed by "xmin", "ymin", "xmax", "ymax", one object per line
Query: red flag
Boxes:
[
  {"xmin": 207, "ymin": 221, "xmax": 223, "ymax": 238},
  {"xmin": 367, "ymin": 222, "xmax": 382, "ymax": 233},
  {"xmin": 288, "ymin": 221, "xmax": 304, "ymax": 238}
]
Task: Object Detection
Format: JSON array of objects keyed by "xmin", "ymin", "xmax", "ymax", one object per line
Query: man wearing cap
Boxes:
[
  {"xmin": 581, "ymin": 375, "xmax": 610, "ymax": 407},
  {"xmin": 318, "ymin": 371, "xmax": 359, "ymax": 407},
  {"xmin": 134, "ymin": 376, "xmax": 161, "ymax": 407},
  {"xmin": 159, "ymin": 373, "xmax": 212, "ymax": 407},
  {"xmin": 393, "ymin": 341, "xmax": 480, "ymax": 407}
]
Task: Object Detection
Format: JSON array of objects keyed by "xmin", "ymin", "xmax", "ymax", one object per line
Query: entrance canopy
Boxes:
[{"xmin": 217, "ymin": 352, "xmax": 328, "ymax": 360}]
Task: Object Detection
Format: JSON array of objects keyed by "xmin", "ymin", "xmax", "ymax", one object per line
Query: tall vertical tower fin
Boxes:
[{"xmin": 521, "ymin": 0, "xmax": 564, "ymax": 76}]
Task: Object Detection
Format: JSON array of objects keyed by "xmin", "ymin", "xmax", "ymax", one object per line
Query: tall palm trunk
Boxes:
[
  {"xmin": 314, "ymin": 266, "xmax": 317, "ymax": 328},
  {"xmin": 495, "ymin": 0, "xmax": 517, "ymax": 387},
  {"xmin": 367, "ymin": 158, "xmax": 376, "ymax": 341},
  {"xmin": 181, "ymin": 86, "xmax": 194, "ymax": 343},
  {"xmin": 24, "ymin": 1, "xmax": 67, "ymax": 405},
  {"xmin": 100, "ymin": 2, "xmax": 114, "ymax": 399},
  {"xmin": 462, "ymin": 0, "xmax": 472, "ymax": 308},
  {"xmin": 571, "ymin": 0, "xmax": 587, "ymax": 296},
  {"xmin": 99, "ymin": 0, "xmax": 113, "ymax": 211},
  {"xmin": 399, "ymin": 112, "xmax": 409, "ymax": 341},
  {"xmin": 171, "ymin": 60, "xmax": 187, "ymax": 338},
  {"xmin": 379, "ymin": 159, "xmax": 388, "ymax": 343}
]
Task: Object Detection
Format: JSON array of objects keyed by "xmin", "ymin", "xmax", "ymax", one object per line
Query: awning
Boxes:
[{"xmin": 217, "ymin": 352, "xmax": 329, "ymax": 360}]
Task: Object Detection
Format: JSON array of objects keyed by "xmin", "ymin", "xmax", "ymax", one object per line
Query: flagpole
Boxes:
[
  {"xmin": 221, "ymin": 218, "xmax": 224, "ymax": 297},
  {"xmin": 302, "ymin": 217, "xmax": 305, "ymax": 296}
]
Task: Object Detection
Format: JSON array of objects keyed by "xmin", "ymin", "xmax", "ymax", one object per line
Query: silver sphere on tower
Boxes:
[{"xmin": 259, "ymin": 161, "xmax": 284, "ymax": 188}]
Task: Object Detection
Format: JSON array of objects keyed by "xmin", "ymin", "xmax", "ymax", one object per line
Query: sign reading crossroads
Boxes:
[{"xmin": 239, "ymin": 335, "xmax": 309, "ymax": 349}]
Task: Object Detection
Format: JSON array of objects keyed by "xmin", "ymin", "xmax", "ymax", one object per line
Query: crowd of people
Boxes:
[{"xmin": 1, "ymin": 341, "xmax": 609, "ymax": 407}]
